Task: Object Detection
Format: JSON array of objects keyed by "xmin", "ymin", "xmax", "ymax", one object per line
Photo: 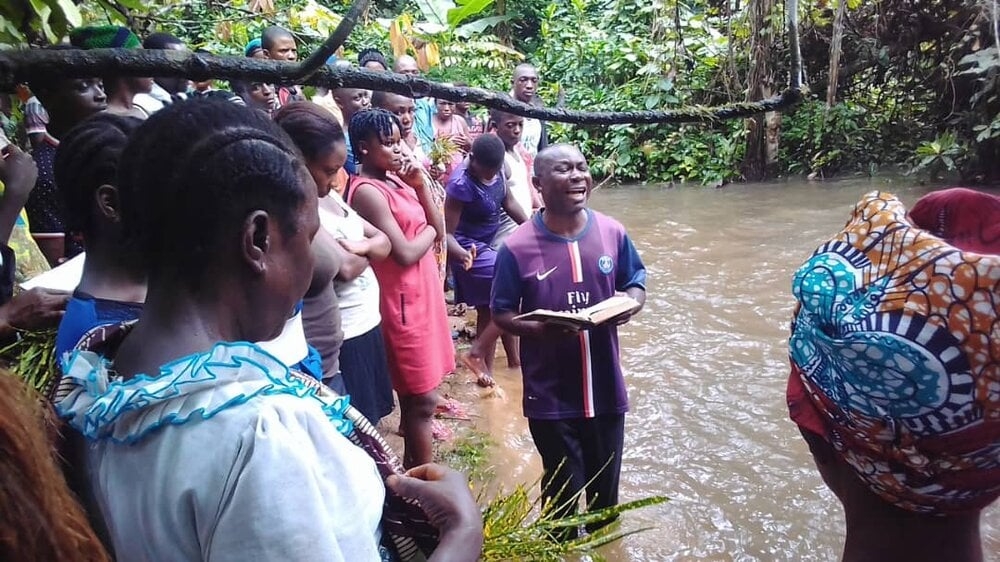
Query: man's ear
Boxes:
[
  {"xmin": 532, "ymin": 175, "xmax": 542, "ymax": 191},
  {"xmin": 242, "ymin": 210, "xmax": 271, "ymax": 274},
  {"xmin": 95, "ymin": 184, "xmax": 122, "ymax": 222}
]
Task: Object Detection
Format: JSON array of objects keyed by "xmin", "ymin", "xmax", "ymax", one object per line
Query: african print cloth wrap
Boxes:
[{"xmin": 788, "ymin": 191, "xmax": 1000, "ymax": 514}]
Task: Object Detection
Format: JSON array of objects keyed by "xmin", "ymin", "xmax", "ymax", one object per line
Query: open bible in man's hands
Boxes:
[{"xmin": 513, "ymin": 295, "xmax": 641, "ymax": 329}]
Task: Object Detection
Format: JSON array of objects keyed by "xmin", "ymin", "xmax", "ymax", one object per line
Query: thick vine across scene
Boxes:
[{"xmin": 0, "ymin": 0, "xmax": 806, "ymax": 126}]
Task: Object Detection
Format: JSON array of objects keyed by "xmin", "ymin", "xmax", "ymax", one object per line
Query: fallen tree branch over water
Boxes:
[
  {"xmin": 0, "ymin": 0, "xmax": 807, "ymax": 125},
  {"xmin": 0, "ymin": 48, "xmax": 806, "ymax": 125}
]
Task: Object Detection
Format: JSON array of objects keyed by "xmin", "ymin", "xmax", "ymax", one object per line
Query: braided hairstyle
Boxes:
[
  {"xmin": 347, "ymin": 108, "xmax": 401, "ymax": 167},
  {"xmin": 357, "ymin": 47, "xmax": 388, "ymax": 71},
  {"xmin": 273, "ymin": 101, "xmax": 346, "ymax": 163},
  {"xmin": 117, "ymin": 99, "xmax": 308, "ymax": 281},
  {"xmin": 53, "ymin": 113, "xmax": 142, "ymax": 241}
]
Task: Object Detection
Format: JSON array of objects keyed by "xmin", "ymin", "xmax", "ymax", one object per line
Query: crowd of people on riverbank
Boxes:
[
  {"xmin": 0, "ymin": 23, "xmax": 648, "ymax": 561},
  {"xmin": 0, "ymin": 21, "xmax": 998, "ymax": 562}
]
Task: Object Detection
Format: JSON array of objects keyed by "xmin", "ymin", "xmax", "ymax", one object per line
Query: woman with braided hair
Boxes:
[
  {"xmin": 53, "ymin": 113, "xmax": 146, "ymax": 358},
  {"xmin": 345, "ymin": 108, "xmax": 454, "ymax": 468},
  {"xmin": 54, "ymin": 100, "xmax": 482, "ymax": 561}
]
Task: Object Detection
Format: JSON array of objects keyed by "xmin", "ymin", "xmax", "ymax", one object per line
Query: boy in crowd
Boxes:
[
  {"xmin": 393, "ymin": 54, "xmax": 437, "ymax": 153},
  {"xmin": 27, "ymin": 48, "xmax": 108, "ymax": 264},
  {"xmin": 510, "ymin": 64, "xmax": 548, "ymax": 156},
  {"xmin": 490, "ymin": 109, "xmax": 541, "ymax": 220},
  {"xmin": 333, "ymin": 87, "xmax": 372, "ymax": 174},
  {"xmin": 261, "ymin": 26, "xmax": 305, "ymax": 106},
  {"xmin": 134, "ymin": 32, "xmax": 189, "ymax": 115},
  {"xmin": 491, "ymin": 144, "xmax": 646, "ymax": 537},
  {"xmin": 69, "ymin": 26, "xmax": 154, "ymax": 120}
]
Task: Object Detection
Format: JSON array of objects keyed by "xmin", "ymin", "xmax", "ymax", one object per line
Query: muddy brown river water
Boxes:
[{"xmin": 478, "ymin": 178, "xmax": 1000, "ymax": 561}]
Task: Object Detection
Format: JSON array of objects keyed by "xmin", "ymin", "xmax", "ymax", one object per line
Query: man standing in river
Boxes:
[{"xmin": 491, "ymin": 144, "xmax": 646, "ymax": 536}]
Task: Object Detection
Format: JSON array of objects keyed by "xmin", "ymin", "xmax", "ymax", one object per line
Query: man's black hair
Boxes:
[
  {"xmin": 371, "ymin": 89, "xmax": 410, "ymax": 110},
  {"xmin": 261, "ymin": 26, "xmax": 294, "ymax": 51},
  {"xmin": 143, "ymin": 32, "xmax": 183, "ymax": 50},
  {"xmin": 117, "ymin": 99, "xmax": 307, "ymax": 281},
  {"xmin": 470, "ymin": 134, "xmax": 506, "ymax": 170}
]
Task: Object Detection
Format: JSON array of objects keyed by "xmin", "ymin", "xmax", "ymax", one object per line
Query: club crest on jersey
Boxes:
[{"xmin": 597, "ymin": 255, "xmax": 614, "ymax": 274}]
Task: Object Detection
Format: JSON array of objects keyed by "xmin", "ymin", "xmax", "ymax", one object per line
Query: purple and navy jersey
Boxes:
[{"xmin": 491, "ymin": 209, "xmax": 646, "ymax": 420}]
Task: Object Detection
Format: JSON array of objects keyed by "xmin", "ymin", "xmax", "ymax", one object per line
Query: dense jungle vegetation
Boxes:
[{"xmin": 3, "ymin": 0, "xmax": 998, "ymax": 185}]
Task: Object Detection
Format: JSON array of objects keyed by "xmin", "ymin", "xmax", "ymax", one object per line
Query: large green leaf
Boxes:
[
  {"xmin": 454, "ymin": 14, "xmax": 513, "ymax": 38},
  {"xmin": 447, "ymin": 0, "xmax": 494, "ymax": 27},
  {"xmin": 413, "ymin": 0, "xmax": 454, "ymax": 26},
  {"xmin": 28, "ymin": 0, "xmax": 55, "ymax": 42},
  {"xmin": 53, "ymin": 0, "xmax": 82, "ymax": 27}
]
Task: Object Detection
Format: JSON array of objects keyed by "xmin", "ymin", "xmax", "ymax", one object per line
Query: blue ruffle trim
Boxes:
[{"xmin": 56, "ymin": 341, "xmax": 353, "ymax": 444}]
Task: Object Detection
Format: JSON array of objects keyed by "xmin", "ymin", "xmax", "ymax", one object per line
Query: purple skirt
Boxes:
[{"xmin": 451, "ymin": 241, "xmax": 496, "ymax": 308}]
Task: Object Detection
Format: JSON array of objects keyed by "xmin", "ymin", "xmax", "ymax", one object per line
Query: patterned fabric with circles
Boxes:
[{"xmin": 789, "ymin": 191, "xmax": 1000, "ymax": 514}]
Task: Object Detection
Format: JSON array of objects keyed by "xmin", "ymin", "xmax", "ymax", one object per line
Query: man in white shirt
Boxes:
[
  {"xmin": 490, "ymin": 108, "xmax": 540, "ymax": 220},
  {"xmin": 133, "ymin": 32, "xmax": 190, "ymax": 116},
  {"xmin": 510, "ymin": 64, "xmax": 548, "ymax": 157}
]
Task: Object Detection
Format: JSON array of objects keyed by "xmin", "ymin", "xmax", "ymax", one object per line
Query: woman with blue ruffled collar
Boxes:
[{"xmin": 53, "ymin": 99, "xmax": 482, "ymax": 562}]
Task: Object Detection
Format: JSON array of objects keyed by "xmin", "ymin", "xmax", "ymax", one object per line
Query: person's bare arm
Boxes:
[
  {"xmin": 350, "ymin": 182, "xmax": 436, "ymax": 267},
  {"xmin": 359, "ymin": 218, "xmax": 391, "ymax": 260},
  {"xmin": 333, "ymin": 240, "xmax": 370, "ymax": 282},
  {"xmin": 305, "ymin": 230, "xmax": 342, "ymax": 298},
  {"xmin": 444, "ymin": 196, "xmax": 473, "ymax": 270},
  {"xmin": 501, "ymin": 186, "xmax": 529, "ymax": 225},
  {"xmin": 396, "ymin": 156, "xmax": 446, "ymax": 243},
  {"xmin": 0, "ymin": 288, "xmax": 70, "ymax": 342},
  {"xmin": 0, "ymin": 146, "xmax": 37, "ymax": 245},
  {"xmin": 609, "ymin": 285, "xmax": 646, "ymax": 326}
]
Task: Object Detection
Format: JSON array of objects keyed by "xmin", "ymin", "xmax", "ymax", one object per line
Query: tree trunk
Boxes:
[
  {"xmin": 826, "ymin": 0, "xmax": 847, "ymax": 107},
  {"xmin": 741, "ymin": 0, "xmax": 779, "ymax": 181}
]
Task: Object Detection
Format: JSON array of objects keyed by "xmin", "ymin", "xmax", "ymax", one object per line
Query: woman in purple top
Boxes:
[{"xmin": 444, "ymin": 135, "xmax": 527, "ymax": 386}]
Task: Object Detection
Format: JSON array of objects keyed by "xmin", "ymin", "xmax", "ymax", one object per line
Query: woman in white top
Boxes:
[
  {"xmin": 54, "ymin": 99, "xmax": 482, "ymax": 562},
  {"xmin": 274, "ymin": 101, "xmax": 395, "ymax": 424}
]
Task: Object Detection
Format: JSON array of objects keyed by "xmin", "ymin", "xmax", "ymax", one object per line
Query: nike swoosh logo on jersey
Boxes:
[{"xmin": 535, "ymin": 266, "xmax": 558, "ymax": 280}]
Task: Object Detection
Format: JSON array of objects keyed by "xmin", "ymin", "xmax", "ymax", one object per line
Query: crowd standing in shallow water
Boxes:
[{"xmin": 0, "ymin": 21, "xmax": 997, "ymax": 562}]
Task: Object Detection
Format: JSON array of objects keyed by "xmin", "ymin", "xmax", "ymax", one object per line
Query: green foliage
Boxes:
[
  {"xmin": 0, "ymin": 330, "xmax": 59, "ymax": 396},
  {"xmin": 779, "ymin": 100, "xmax": 916, "ymax": 178},
  {"xmin": 909, "ymin": 131, "xmax": 968, "ymax": 179},
  {"xmin": 437, "ymin": 429, "xmax": 494, "ymax": 482},
  {"xmin": 480, "ymin": 474, "xmax": 667, "ymax": 561},
  {"xmin": 1, "ymin": 0, "xmax": 82, "ymax": 45},
  {"xmin": 533, "ymin": 0, "xmax": 744, "ymax": 185}
]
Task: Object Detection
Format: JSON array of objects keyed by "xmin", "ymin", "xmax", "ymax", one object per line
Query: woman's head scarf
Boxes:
[{"xmin": 788, "ymin": 190, "xmax": 1000, "ymax": 515}]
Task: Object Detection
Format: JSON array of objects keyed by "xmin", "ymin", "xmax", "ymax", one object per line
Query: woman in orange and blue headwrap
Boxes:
[{"xmin": 787, "ymin": 189, "xmax": 1000, "ymax": 561}]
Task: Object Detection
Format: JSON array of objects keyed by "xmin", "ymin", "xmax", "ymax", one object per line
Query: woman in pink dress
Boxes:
[{"xmin": 345, "ymin": 109, "xmax": 455, "ymax": 468}]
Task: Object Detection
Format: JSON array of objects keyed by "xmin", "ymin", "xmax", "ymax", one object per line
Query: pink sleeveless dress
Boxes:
[{"xmin": 347, "ymin": 176, "xmax": 455, "ymax": 396}]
